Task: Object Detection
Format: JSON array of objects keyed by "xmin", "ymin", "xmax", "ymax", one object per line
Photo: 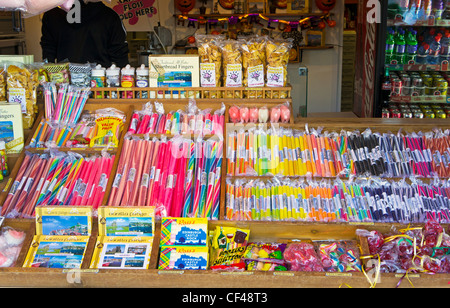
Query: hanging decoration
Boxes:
[{"xmin": 175, "ymin": 12, "xmax": 332, "ymax": 32}]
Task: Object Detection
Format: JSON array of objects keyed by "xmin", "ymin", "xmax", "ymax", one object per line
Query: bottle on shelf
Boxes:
[
  {"xmin": 386, "ymin": 29, "xmax": 396, "ymax": 64},
  {"xmin": 406, "ymin": 29, "xmax": 419, "ymax": 63},
  {"xmin": 440, "ymin": 31, "xmax": 450, "ymax": 62},
  {"xmin": 428, "ymin": 35, "xmax": 442, "ymax": 64},
  {"xmin": 416, "ymin": 42, "xmax": 431, "ymax": 63},
  {"xmin": 381, "ymin": 68, "xmax": 392, "ymax": 108},
  {"xmin": 395, "ymin": 28, "xmax": 407, "ymax": 64}
]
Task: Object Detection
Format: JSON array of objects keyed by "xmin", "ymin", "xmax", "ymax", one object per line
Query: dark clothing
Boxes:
[{"xmin": 41, "ymin": 1, "xmax": 129, "ymax": 68}]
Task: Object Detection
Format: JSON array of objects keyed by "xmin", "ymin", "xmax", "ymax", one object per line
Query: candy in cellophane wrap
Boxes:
[
  {"xmin": 196, "ymin": 34, "xmax": 225, "ymax": 99},
  {"xmin": 6, "ymin": 63, "xmax": 39, "ymax": 129},
  {"xmin": 357, "ymin": 220, "xmax": 450, "ymax": 274},
  {"xmin": 265, "ymin": 37, "xmax": 293, "ymax": 99},
  {"xmin": 242, "ymin": 242, "xmax": 288, "ymax": 271},
  {"xmin": 0, "ymin": 227, "xmax": 26, "ymax": 267},
  {"xmin": 209, "ymin": 226, "xmax": 250, "ymax": 271},
  {"xmin": 282, "ymin": 241, "xmax": 324, "ymax": 272},
  {"xmin": 313, "ymin": 240, "xmax": 362, "ymax": 273}
]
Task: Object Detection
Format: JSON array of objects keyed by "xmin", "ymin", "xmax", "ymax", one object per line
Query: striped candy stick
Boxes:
[
  {"xmin": 191, "ymin": 140, "xmax": 205, "ymax": 218},
  {"xmin": 203, "ymin": 141, "xmax": 218, "ymax": 218},
  {"xmin": 182, "ymin": 141, "xmax": 195, "ymax": 217},
  {"xmin": 211, "ymin": 141, "xmax": 223, "ymax": 220}
]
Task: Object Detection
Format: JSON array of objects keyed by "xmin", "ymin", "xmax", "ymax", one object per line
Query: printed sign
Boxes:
[{"xmin": 111, "ymin": 0, "xmax": 158, "ymax": 26}]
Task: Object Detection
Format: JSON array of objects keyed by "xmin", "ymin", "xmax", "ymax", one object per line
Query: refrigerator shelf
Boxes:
[{"xmin": 385, "ymin": 63, "xmax": 450, "ymax": 72}]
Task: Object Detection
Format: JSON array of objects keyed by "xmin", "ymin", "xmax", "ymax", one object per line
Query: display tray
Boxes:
[
  {"xmin": 3, "ymin": 90, "xmax": 450, "ymax": 288},
  {"xmin": 0, "ymin": 218, "xmax": 448, "ymax": 288}
]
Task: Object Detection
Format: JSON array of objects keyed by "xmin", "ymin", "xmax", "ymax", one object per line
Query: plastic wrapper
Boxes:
[
  {"xmin": 69, "ymin": 63, "xmax": 92, "ymax": 87},
  {"xmin": 6, "ymin": 64, "xmax": 39, "ymax": 129},
  {"xmin": 196, "ymin": 34, "xmax": 224, "ymax": 98},
  {"xmin": 0, "ymin": 227, "xmax": 26, "ymax": 267},
  {"xmin": 0, "ymin": 67, "xmax": 5, "ymax": 101},
  {"xmin": 242, "ymin": 242, "xmax": 287, "ymax": 271},
  {"xmin": 209, "ymin": 226, "xmax": 250, "ymax": 271},
  {"xmin": 314, "ymin": 240, "xmax": 362, "ymax": 272},
  {"xmin": 44, "ymin": 62, "xmax": 70, "ymax": 86},
  {"xmin": 283, "ymin": 241, "xmax": 324, "ymax": 272},
  {"xmin": 221, "ymin": 40, "xmax": 243, "ymax": 98},
  {"xmin": 241, "ymin": 36, "xmax": 266, "ymax": 98},
  {"xmin": 265, "ymin": 37, "xmax": 292, "ymax": 98}
]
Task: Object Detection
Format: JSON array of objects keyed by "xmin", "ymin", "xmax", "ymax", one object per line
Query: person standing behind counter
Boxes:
[{"xmin": 41, "ymin": 0, "xmax": 129, "ymax": 68}]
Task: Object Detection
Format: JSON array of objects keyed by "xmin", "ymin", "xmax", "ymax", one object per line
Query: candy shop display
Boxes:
[
  {"xmin": 358, "ymin": 219, "xmax": 450, "ymax": 274},
  {"xmin": 0, "ymin": 151, "xmax": 115, "ymax": 218},
  {"xmin": 127, "ymin": 100, "xmax": 225, "ymax": 137},
  {"xmin": 0, "ymin": 227, "xmax": 26, "ymax": 267},
  {"xmin": 107, "ymin": 135, "xmax": 223, "ymax": 220}
]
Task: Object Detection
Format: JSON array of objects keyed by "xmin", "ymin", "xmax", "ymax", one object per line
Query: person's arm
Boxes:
[
  {"xmin": 40, "ymin": 12, "xmax": 57, "ymax": 63},
  {"xmin": 107, "ymin": 15, "xmax": 129, "ymax": 67}
]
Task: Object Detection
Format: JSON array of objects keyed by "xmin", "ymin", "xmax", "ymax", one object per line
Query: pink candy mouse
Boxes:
[
  {"xmin": 240, "ymin": 107, "xmax": 249, "ymax": 123},
  {"xmin": 249, "ymin": 107, "xmax": 259, "ymax": 123},
  {"xmin": 270, "ymin": 107, "xmax": 281, "ymax": 123},
  {"xmin": 229, "ymin": 106, "xmax": 240, "ymax": 123},
  {"xmin": 280, "ymin": 105, "xmax": 291, "ymax": 123}
]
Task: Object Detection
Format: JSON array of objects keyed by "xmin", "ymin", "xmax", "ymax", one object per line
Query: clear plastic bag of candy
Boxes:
[{"xmin": 283, "ymin": 241, "xmax": 324, "ymax": 272}]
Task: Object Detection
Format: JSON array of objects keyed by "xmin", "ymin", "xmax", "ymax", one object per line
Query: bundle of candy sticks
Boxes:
[
  {"xmin": 108, "ymin": 135, "xmax": 223, "ymax": 219},
  {"xmin": 127, "ymin": 101, "xmax": 225, "ymax": 137},
  {"xmin": 0, "ymin": 151, "xmax": 114, "ymax": 218},
  {"xmin": 227, "ymin": 126, "xmax": 450, "ymax": 178},
  {"xmin": 226, "ymin": 176, "xmax": 450, "ymax": 224}
]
